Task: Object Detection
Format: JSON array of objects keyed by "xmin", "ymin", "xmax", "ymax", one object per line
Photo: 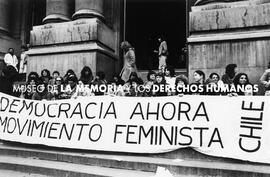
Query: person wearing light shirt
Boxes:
[
  {"xmin": 4, "ymin": 48, "xmax": 18, "ymax": 71},
  {"xmin": 19, "ymin": 46, "xmax": 28, "ymax": 74},
  {"xmin": 154, "ymin": 36, "xmax": 168, "ymax": 70}
]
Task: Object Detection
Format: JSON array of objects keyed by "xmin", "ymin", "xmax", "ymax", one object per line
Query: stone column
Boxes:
[
  {"xmin": 73, "ymin": 0, "xmax": 104, "ymax": 20},
  {"xmin": 0, "ymin": 0, "xmax": 11, "ymax": 34},
  {"xmin": 43, "ymin": 0, "xmax": 71, "ymax": 24}
]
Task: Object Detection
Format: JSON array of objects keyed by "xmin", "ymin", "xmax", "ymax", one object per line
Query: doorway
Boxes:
[{"xmin": 125, "ymin": 0, "xmax": 187, "ymax": 70}]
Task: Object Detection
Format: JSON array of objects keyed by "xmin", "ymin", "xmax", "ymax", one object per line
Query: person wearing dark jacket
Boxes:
[
  {"xmin": 79, "ymin": 66, "xmax": 93, "ymax": 85},
  {"xmin": 92, "ymin": 71, "xmax": 107, "ymax": 96},
  {"xmin": 0, "ymin": 65, "xmax": 19, "ymax": 95},
  {"xmin": 110, "ymin": 73, "xmax": 125, "ymax": 86},
  {"xmin": 32, "ymin": 82, "xmax": 53, "ymax": 100},
  {"xmin": 40, "ymin": 69, "xmax": 52, "ymax": 84},
  {"xmin": 63, "ymin": 69, "xmax": 76, "ymax": 84},
  {"xmin": 221, "ymin": 64, "xmax": 237, "ymax": 85},
  {"xmin": 175, "ymin": 74, "xmax": 189, "ymax": 95},
  {"xmin": 126, "ymin": 72, "xmax": 143, "ymax": 85}
]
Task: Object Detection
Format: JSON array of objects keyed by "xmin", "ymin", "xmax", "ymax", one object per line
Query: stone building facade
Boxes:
[
  {"xmin": 28, "ymin": 0, "xmax": 122, "ymax": 77},
  {"xmin": 0, "ymin": 0, "xmax": 269, "ymax": 84},
  {"xmin": 0, "ymin": 0, "xmax": 122, "ymax": 78},
  {"xmin": 188, "ymin": 0, "xmax": 270, "ymax": 84},
  {"xmin": 0, "ymin": 0, "xmax": 31, "ymax": 70}
]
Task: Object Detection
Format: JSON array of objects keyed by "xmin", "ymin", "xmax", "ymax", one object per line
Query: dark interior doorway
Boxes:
[{"xmin": 125, "ymin": 0, "xmax": 187, "ymax": 70}]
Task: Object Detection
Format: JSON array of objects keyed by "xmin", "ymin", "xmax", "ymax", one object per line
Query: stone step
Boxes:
[
  {"xmin": 0, "ymin": 155, "xmax": 155, "ymax": 177},
  {"xmin": 0, "ymin": 142, "xmax": 270, "ymax": 177},
  {"xmin": 0, "ymin": 170, "xmax": 52, "ymax": 177}
]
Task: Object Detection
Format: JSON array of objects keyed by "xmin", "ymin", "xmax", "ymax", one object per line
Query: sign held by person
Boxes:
[{"xmin": 0, "ymin": 92, "xmax": 269, "ymax": 164}]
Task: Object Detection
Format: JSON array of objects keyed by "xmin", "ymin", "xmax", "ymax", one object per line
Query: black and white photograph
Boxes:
[{"xmin": 0, "ymin": 0, "xmax": 270, "ymax": 176}]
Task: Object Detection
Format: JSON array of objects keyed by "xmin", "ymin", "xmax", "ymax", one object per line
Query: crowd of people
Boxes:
[
  {"xmin": 4, "ymin": 60, "xmax": 268, "ymax": 101},
  {"xmin": 1, "ymin": 41, "xmax": 270, "ymax": 100}
]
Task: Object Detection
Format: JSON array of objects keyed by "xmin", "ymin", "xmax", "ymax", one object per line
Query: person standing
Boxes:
[
  {"xmin": 156, "ymin": 36, "xmax": 168, "ymax": 70},
  {"xmin": 19, "ymin": 45, "xmax": 28, "ymax": 76},
  {"xmin": 4, "ymin": 48, "xmax": 18, "ymax": 71},
  {"xmin": 120, "ymin": 41, "xmax": 139, "ymax": 82},
  {"xmin": 2, "ymin": 48, "xmax": 19, "ymax": 93}
]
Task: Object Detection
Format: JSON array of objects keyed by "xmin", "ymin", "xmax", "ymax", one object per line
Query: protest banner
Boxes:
[{"xmin": 0, "ymin": 92, "xmax": 269, "ymax": 164}]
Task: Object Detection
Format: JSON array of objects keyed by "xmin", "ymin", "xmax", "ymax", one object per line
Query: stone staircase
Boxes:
[{"xmin": 0, "ymin": 141, "xmax": 270, "ymax": 177}]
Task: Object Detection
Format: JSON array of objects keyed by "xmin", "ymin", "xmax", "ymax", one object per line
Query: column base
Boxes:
[
  {"xmin": 26, "ymin": 43, "xmax": 117, "ymax": 79},
  {"xmin": 31, "ymin": 19, "xmax": 114, "ymax": 50},
  {"xmin": 28, "ymin": 19, "xmax": 118, "ymax": 78},
  {"xmin": 43, "ymin": 14, "xmax": 70, "ymax": 24},
  {"xmin": 72, "ymin": 9, "xmax": 105, "ymax": 21}
]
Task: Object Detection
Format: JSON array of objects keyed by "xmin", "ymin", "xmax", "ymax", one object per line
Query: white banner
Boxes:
[{"xmin": 0, "ymin": 92, "xmax": 269, "ymax": 164}]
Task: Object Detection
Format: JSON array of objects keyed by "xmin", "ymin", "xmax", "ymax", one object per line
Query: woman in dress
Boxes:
[{"xmin": 120, "ymin": 41, "xmax": 139, "ymax": 82}]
